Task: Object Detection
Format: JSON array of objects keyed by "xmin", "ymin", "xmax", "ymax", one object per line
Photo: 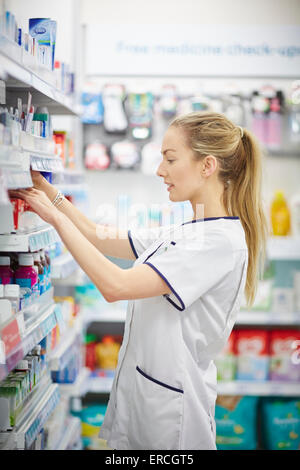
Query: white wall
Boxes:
[
  {"xmin": 80, "ymin": 0, "xmax": 300, "ymax": 220},
  {"xmin": 80, "ymin": 0, "xmax": 300, "ymax": 25}
]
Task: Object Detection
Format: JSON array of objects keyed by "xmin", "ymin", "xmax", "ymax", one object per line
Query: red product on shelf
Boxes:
[
  {"xmin": 223, "ymin": 330, "xmax": 236, "ymax": 355},
  {"xmin": 269, "ymin": 330, "xmax": 300, "ymax": 382},
  {"xmin": 234, "ymin": 329, "xmax": 270, "ymax": 381},
  {"xmin": 53, "ymin": 131, "xmax": 66, "ymax": 166},
  {"xmin": 85, "ymin": 334, "xmax": 97, "ymax": 371},
  {"xmin": 10, "ymin": 198, "xmax": 25, "ymax": 231}
]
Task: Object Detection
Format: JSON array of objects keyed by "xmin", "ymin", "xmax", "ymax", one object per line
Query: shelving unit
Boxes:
[
  {"xmin": 54, "ymin": 416, "xmax": 82, "ymax": 450},
  {"xmin": 49, "ymin": 315, "xmax": 82, "ymax": 371},
  {"xmin": 217, "ymin": 381, "xmax": 300, "ymax": 397},
  {"xmin": 58, "ymin": 367, "xmax": 90, "ymax": 398},
  {"xmin": 0, "ymin": 300, "xmax": 58, "ymax": 381},
  {"xmin": 0, "ymin": 376, "xmax": 59, "ymax": 449},
  {"xmin": 51, "ymin": 252, "xmax": 78, "ymax": 280},
  {"xmin": 0, "ymin": 7, "xmax": 83, "ymax": 450},
  {"xmin": 0, "ymin": 35, "xmax": 81, "ymax": 116},
  {"xmin": 0, "ymin": 226, "xmax": 60, "ymax": 252}
]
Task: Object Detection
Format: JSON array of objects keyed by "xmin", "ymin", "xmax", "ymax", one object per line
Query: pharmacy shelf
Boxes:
[
  {"xmin": 15, "ymin": 382, "xmax": 59, "ymax": 449},
  {"xmin": 88, "ymin": 373, "xmax": 300, "ymax": 397},
  {"xmin": 267, "ymin": 236, "xmax": 300, "ymax": 260},
  {"xmin": 81, "ymin": 305, "xmax": 300, "ymax": 326},
  {"xmin": 52, "ymin": 268, "xmax": 90, "ymax": 287},
  {"xmin": 59, "ymin": 367, "xmax": 91, "ymax": 397},
  {"xmin": 237, "ymin": 311, "xmax": 300, "ymax": 326},
  {"xmin": 49, "ymin": 316, "xmax": 82, "ymax": 371},
  {"xmin": 51, "ymin": 252, "xmax": 78, "ymax": 280},
  {"xmin": 0, "ymin": 376, "xmax": 59, "ymax": 449},
  {"xmin": 13, "ymin": 371, "xmax": 50, "ymax": 429},
  {"xmin": 217, "ymin": 380, "xmax": 300, "ymax": 397},
  {"xmin": 82, "ymin": 306, "xmax": 127, "ymax": 325},
  {"xmin": 0, "ymin": 301, "xmax": 58, "ymax": 381},
  {"xmin": 0, "ymin": 35, "xmax": 80, "ymax": 116},
  {"xmin": 0, "ymin": 142, "xmax": 63, "ymax": 189},
  {"xmin": 87, "ymin": 374, "xmax": 115, "ymax": 394},
  {"xmin": 55, "ymin": 416, "xmax": 82, "ymax": 450},
  {"xmin": 0, "ymin": 225, "xmax": 59, "ymax": 252}
]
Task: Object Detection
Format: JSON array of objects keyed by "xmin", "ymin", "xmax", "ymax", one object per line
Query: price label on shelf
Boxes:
[{"xmin": 0, "ymin": 318, "xmax": 21, "ymax": 357}]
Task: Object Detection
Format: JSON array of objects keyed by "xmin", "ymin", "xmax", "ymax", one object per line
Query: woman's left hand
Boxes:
[{"xmin": 9, "ymin": 188, "xmax": 59, "ymax": 226}]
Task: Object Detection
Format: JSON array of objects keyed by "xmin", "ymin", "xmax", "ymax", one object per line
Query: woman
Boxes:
[{"xmin": 12, "ymin": 111, "xmax": 267, "ymax": 450}]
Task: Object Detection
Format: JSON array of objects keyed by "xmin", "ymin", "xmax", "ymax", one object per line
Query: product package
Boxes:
[
  {"xmin": 81, "ymin": 403, "xmax": 107, "ymax": 449},
  {"xmin": 81, "ymin": 88, "xmax": 104, "ymax": 124},
  {"xmin": 111, "ymin": 140, "xmax": 139, "ymax": 169},
  {"xmin": 84, "ymin": 141, "xmax": 110, "ymax": 170},
  {"xmin": 269, "ymin": 330, "xmax": 300, "ymax": 382},
  {"xmin": 215, "ymin": 396, "xmax": 259, "ymax": 450},
  {"xmin": 127, "ymin": 91, "xmax": 153, "ymax": 140},
  {"xmin": 235, "ymin": 330, "xmax": 269, "ymax": 381},
  {"xmin": 29, "ymin": 18, "xmax": 57, "ymax": 70},
  {"xmin": 102, "ymin": 84, "xmax": 128, "ymax": 134},
  {"xmin": 261, "ymin": 398, "xmax": 300, "ymax": 450},
  {"xmin": 215, "ymin": 331, "xmax": 237, "ymax": 381}
]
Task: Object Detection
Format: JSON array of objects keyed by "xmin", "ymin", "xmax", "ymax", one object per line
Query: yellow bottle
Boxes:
[
  {"xmin": 271, "ymin": 191, "xmax": 291, "ymax": 236},
  {"xmin": 95, "ymin": 336, "xmax": 120, "ymax": 370}
]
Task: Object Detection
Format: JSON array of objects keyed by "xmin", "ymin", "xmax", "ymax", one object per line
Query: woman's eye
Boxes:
[{"xmin": 167, "ymin": 160, "xmax": 175, "ymax": 163}]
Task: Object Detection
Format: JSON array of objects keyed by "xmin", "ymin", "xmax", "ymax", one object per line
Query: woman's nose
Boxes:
[{"xmin": 156, "ymin": 161, "xmax": 166, "ymax": 178}]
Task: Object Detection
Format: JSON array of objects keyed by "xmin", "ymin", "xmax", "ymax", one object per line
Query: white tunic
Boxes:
[{"xmin": 99, "ymin": 216, "xmax": 248, "ymax": 450}]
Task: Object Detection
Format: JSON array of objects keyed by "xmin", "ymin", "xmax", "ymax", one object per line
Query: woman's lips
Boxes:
[{"xmin": 167, "ymin": 184, "xmax": 174, "ymax": 191}]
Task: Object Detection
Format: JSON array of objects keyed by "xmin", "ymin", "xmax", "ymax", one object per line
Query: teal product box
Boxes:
[
  {"xmin": 29, "ymin": 18, "xmax": 57, "ymax": 70},
  {"xmin": 261, "ymin": 398, "xmax": 300, "ymax": 450},
  {"xmin": 215, "ymin": 396, "xmax": 259, "ymax": 450}
]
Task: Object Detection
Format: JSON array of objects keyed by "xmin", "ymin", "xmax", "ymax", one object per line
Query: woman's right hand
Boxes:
[{"xmin": 30, "ymin": 170, "xmax": 47, "ymax": 190}]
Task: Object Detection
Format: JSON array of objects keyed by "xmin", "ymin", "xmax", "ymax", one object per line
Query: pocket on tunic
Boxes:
[{"xmin": 127, "ymin": 366, "xmax": 184, "ymax": 450}]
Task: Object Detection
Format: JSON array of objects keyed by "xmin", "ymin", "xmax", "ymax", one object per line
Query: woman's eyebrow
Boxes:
[{"xmin": 161, "ymin": 149, "xmax": 176, "ymax": 155}]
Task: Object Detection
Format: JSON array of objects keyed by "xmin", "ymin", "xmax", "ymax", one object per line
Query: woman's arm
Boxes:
[
  {"xmin": 13, "ymin": 188, "xmax": 171, "ymax": 302},
  {"xmin": 29, "ymin": 172, "xmax": 135, "ymax": 260}
]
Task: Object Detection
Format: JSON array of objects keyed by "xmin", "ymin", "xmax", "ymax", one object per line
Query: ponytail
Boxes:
[
  {"xmin": 223, "ymin": 129, "xmax": 268, "ymax": 307},
  {"xmin": 170, "ymin": 112, "xmax": 268, "ymax": 308}
]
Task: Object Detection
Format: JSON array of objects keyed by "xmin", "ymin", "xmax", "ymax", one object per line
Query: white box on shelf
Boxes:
[
  {"xmin": 272, "ymin": 288, "xmax": 295, "ymax": 313},
  {"xmin": 0, "ymin": 203, "xmax": 14, "ymax": 234}
]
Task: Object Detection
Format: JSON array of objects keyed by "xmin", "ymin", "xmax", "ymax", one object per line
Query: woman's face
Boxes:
[{"xmin": 157, "ymin": 126, "xmax": 204, "ymax": 203}]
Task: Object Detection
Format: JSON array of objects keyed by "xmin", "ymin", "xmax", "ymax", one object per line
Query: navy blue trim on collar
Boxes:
[
  {"xmin": 182, "ymin": 216, "xmax": 239, "ymax": 225},
  {"xmin": 136, "ymin": 366, "xmax": 184, "ymax": 394},
  {"xmin": 143, "ymin": 261, "xmax": 185, "ymax": 312},
  {"xmin": 128, "ymin": 230, "xmax": 139, "ymax": 259}
]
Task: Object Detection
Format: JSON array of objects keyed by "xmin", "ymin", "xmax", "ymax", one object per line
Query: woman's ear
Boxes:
[{"xmin": 202, "ymin": 155, "xmax": 218, "ymax": 177}]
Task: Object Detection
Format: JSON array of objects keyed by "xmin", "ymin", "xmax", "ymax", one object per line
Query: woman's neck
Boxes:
[{"xmin": 190, "ymin": 186, "xmax": 229, "ymax": 220}]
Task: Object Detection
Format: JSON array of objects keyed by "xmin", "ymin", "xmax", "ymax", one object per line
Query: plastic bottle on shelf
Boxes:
[
  {"xmin": 271, "ymin": 191, "xmax": 291, "ymax": 236},
  {"xmin": 39, "ymin": 250, "xmax": 50, "ymax": 291},
  {"xmin": 33, "ymin": 252, "xmax": 45, "ymax": 295},
  {"xmin": 85, "ymin": 334, "xmax": 97, "ymax": 371},
  {"xmin": 0, "ymin": 256, "xmax": 14, "ymax": 285},
  {"xmin": 96, "ymin": 336, "xmax": 120, "ymax": 370},
  {"xmin": 267, "ymin": 92, "xmax": 283, "ymax": 150},
  {"xmin": 44, "ymin": 250, "xmax": 51, "ymax": 288},
  {"xmin": 14, "ymin": 254, "xmax": 38, "ymax": 290}
]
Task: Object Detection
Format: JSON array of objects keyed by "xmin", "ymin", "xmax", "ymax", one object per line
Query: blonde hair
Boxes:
[{"xmin": 170, "ymin": 111, "xmax": 268, "ymax": 308}]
